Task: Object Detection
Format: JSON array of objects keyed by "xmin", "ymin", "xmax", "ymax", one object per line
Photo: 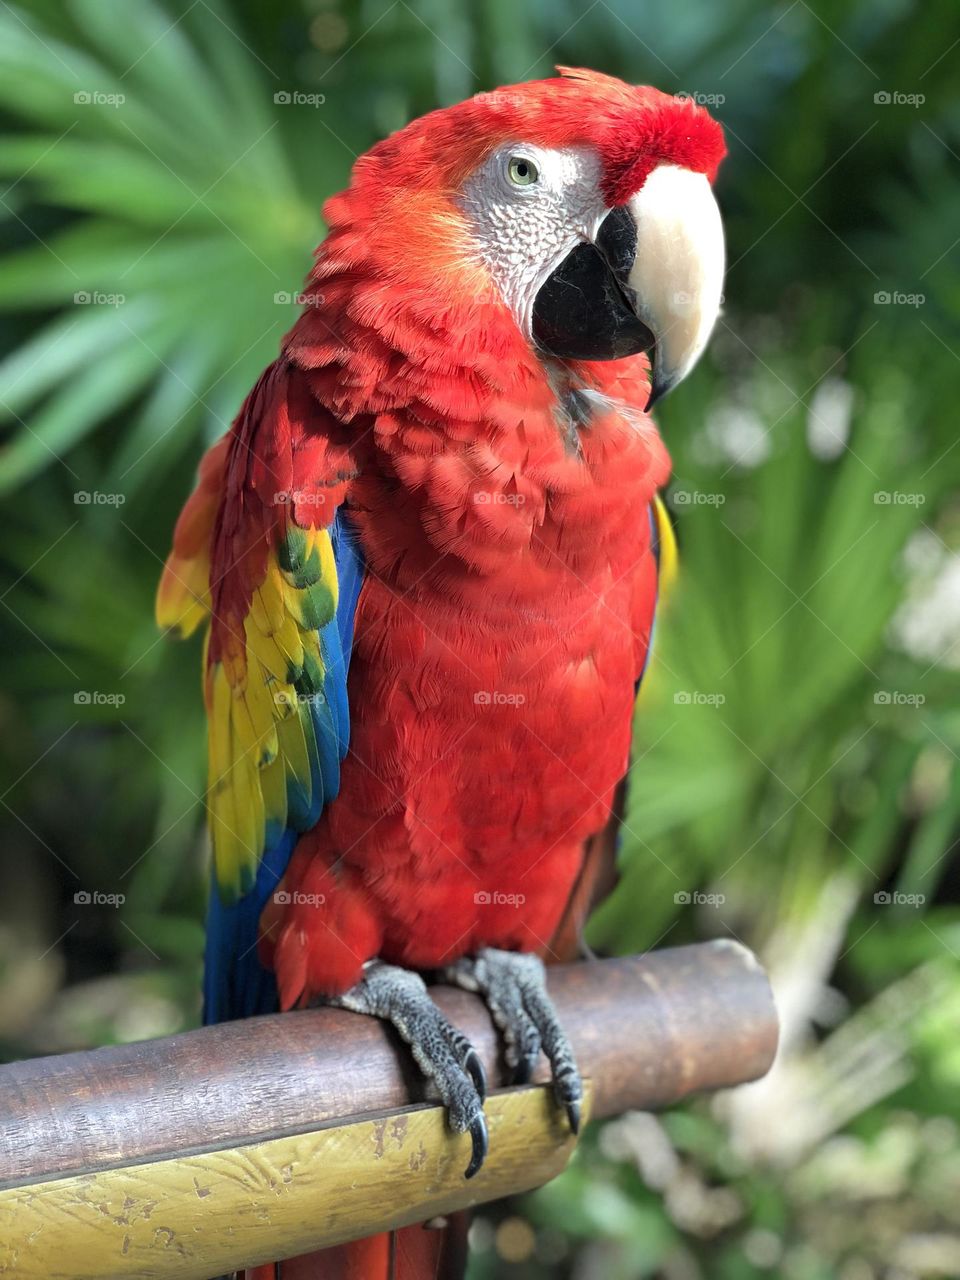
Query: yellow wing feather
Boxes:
[{"xmin": 202, "ymin": 523, "xmax": 341, "ymax": 898}]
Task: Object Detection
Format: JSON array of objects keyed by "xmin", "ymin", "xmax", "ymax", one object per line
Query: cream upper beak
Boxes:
[{"xmin": 625, "ymin": 164, "xmax": 725, "ymax": 407}]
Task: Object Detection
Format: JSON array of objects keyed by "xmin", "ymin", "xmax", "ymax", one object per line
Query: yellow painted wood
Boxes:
[{"xmin": 0, "ymin": 1083, "xmax": 590, "ymax": 1279}]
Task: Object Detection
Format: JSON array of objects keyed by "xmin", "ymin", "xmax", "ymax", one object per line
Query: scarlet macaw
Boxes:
[{"xmin": 158, "ymin": 67, "xmax": 724, "ymax": 1279}]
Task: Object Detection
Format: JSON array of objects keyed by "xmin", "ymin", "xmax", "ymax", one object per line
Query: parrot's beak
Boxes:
[
  {"xmin": 530, "ymin": 163, "xmax": 724, "ymax": 410},
  {"xmin": 622, "ymin": 165, "xmax": 725, "ymax": 409}
]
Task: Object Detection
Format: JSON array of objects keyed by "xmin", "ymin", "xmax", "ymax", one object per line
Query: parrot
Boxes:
[{"xmin": 157, "ymin": 67, "xmax": 725, "ymax": 1280}]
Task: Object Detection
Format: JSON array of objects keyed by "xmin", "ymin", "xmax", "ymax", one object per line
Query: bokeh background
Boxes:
[{"xmin": 1, "ymin": 1, "xmax": 959, "ymax": 1276}]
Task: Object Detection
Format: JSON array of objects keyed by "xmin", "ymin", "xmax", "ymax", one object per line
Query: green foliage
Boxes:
[
  {"xmin": 0, "ymin": 1, "xmax": 958, "ymax": 1276},
  {"xmin": 591, "ymin": 331, "xmax": 958, "ymax": 953}
]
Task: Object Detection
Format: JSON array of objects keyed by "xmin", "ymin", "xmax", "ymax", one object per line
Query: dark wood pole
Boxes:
[{"xmin": 0, "ymin": 942, "xmax": 777, "ymax": 1279}]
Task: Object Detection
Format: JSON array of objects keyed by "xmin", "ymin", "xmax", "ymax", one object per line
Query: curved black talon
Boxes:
[
  {"xmin": 337, "ymin": 954, "xmax": 579, "ymax": 1184},
  {"xmin": 328, "ymin": 962, "xmax": 490, "ymax": 1182},
  {"xmin": 445, "ymin": 948, "xmax": 583, "ymax": 1142},
  {"xmin": 512, "ymin": 1053, "xmax": 534, "ymax": 1086},
  {"xmin": 465, "ymin": 1113, "xmax": 489, "ymax": 1179},
  {"xmin": 464, "ymin": 1047, "xmax": 487, "ymax": 1102},
  {"xmin": 565, "ymin": 1098, "xmax": 581, "ymax": 1136},
  {"xmin": 511, "ymin": 1040, "xmax": 542, "ymax": 1085}
]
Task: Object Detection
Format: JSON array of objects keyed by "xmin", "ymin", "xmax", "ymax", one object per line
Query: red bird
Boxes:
[{"xmin": 158, "ymin": 67, "xmax": 725, "ymax": 1278}]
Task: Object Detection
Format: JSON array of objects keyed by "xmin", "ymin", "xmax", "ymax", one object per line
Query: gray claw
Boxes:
[
  {"xmin": 465, "ymin": 1113, "xmax": 489, "ymax": 1179},
  {"xmin": 464, "ymin": 1046, "xmax": 487, "ymax": 1101},
  {"xmin": 512, "ymin": 1053, "xmax": 533, "ymax": 1085},
  {"xmin": 444, "ymin": 949, "xmax": 583, "ymax": 1137},
  {"xmin": 328, "ymin": 961, "xmax": 489, "ymax": 1180},
  {"xmin": 566, "ymin": 1098, "xmax": 581, "ymax": 1135}
]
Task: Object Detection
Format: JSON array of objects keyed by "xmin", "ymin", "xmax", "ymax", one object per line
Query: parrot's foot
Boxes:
[
  {"xmin": 331, "ymin": 961, "xmax": 490, "ymax": 1178},
  {"xmin": 444, "ymin": 948, "xmax": 583, "ymax": 1135}
]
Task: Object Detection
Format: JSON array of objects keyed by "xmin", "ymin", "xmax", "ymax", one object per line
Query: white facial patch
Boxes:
[{"xmin": 458, "ymin": 144, "xmax": 609, "ymax": 339}]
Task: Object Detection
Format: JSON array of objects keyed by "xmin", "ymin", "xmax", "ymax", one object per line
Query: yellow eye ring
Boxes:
[{"xmin": 507, "ymin": 156, "xmax": 539, "ymax": 186}]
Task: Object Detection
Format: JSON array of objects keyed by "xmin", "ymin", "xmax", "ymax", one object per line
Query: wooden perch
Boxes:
[{"xmin": 0, "ymin": 941, "xmax": 778, "ymax": 1279}]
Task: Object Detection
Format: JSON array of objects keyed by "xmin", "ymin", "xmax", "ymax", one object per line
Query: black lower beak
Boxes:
[
  {"xmin": 645, "ymin": 370, "xmax": 675, "ymax": 411},
  {"xmin": 531, "ymin": 207, "xmax": 655, "ymax": 365}
]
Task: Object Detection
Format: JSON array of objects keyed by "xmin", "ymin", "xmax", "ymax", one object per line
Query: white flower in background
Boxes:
[
  {"xmin": 893, "ymin": 532, "xmax": 960, "ymax": 670},
  {"xmin": 696, "ymin": 403, "xmax": 772, "ymax": 469},
  {"xmin": 806, "ymin": 376, "xmax": 854, "ymax": 461}
]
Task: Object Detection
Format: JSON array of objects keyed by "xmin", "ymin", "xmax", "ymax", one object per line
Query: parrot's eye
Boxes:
[{"xmin": 507, "ymin": 155, "xmax": 539, "ymax": 187}]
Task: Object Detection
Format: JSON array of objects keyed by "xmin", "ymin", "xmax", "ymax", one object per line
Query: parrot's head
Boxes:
[{"xmin": 321, "ymin": 67, "xmax": 726, "ymax": 406}]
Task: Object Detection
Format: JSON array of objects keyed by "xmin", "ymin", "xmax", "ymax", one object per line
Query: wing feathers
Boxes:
[{"xmin": 157, "ymin": 359, "xmax": 364, "ymax": 905}]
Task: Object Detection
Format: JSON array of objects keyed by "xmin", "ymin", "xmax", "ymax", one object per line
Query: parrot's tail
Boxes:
[
  {"xmin": 549, "ymin": 778, "xmax": 625, "ymax": 963},
  {"xmin": 242, "ymin": 1213, "xmax": 470, "ymax": 1280}
]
